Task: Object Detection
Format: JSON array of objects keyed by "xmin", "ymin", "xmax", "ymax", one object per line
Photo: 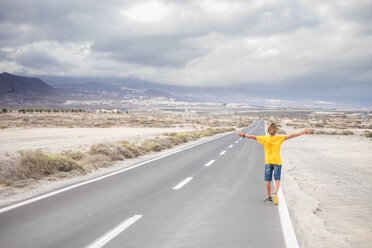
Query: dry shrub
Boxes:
[
  {"xmin": 153, "ymin": 137, "xmax": 173, "ymax": 149},
  {"xmin": 119, "ymin": 141, "xmax": 143, "ymax": 158},
  {"xmin": 170, "ymin": 131, "xmax": 199, "ymax": 144},
  {"xmin": 197, "ymin": 130, "xmax": 213, "ymax": 137},
  {"xmin": 141, "ymin": 135, "xmax": 184, "ymax": 152},
  {"xmin": 163, "ymin": 132, "xmax": 177, "ymax": 137},
  {"xmin": 312, "ymin": 130, "xmax": 338, "ymax": 135},
  {"xmin": 141, "ymin": 140, "xmax": 163, "ymax": 152},
  {"xmin": 62, "ymin": 150, "xmax": 86, "ymax": 161},
  {"xmin": 341, "ymin": 130, "xmax": 354, "ymax": 135},
  {"xmin": 80, "ymin": 154, "xmax": 112, "ymax": 171},
  {"xmin": 293, "ymin": 124, "xmax": 306, "ymax": 129},
  {"xmin": 197, "ymin": 127, "xmax": 231, "ymax": 137},
  {"xmin": 180, "ymin": 131, "xmax": 198, "ymax": 141},
  {"xmin": 16, "ymin": 150, "xmax": 82, "ymax": 180},
  {"xmin": 169, "ymin": 134, "xmax": 189, "ymax": 145},
  {"xmin": 364, "ymin": 131, "xmax": 372, "ymax": 138},
  {"xmin": 89, "ymin": 143, "xmax": 125, "ymax": 161},
  {"xmin": 167, "ymin": 135, "xmax": 186, "ymax": 145},
  {"xmin": 0, "ymin": 159, "xmax": 18, "ymax": 185}
]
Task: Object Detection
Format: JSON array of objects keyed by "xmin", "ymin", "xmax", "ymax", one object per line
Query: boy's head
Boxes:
[{"xmin": 268, "ymin": 122, "xmax": 278, "ymax": 135}]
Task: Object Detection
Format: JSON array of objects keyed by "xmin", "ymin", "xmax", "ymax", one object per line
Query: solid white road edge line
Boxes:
[
  {"xmin": 0, "ymin": 121, "xmax": 260, "ymax": 214},
  {"xmin": 85, "ymin": 215, "xmax": 142, "ymax": 248},
  {"xmin": 204, "ymin": 160, "xmax": 215, "ymax": 167},
  {"xmin": 264, "ymin": 120, "xmax": 299, "ymax": 248},
  {"xmin": 278, "ymin": 188, "xmax": 299, "ymax": 248},
  {"xmin": 220, "ymin": 150, "xmax": 226, "ymax": 155},
  {"xmin": 172, "ymin": 177, "xmax": 193, "ymax": 190}
]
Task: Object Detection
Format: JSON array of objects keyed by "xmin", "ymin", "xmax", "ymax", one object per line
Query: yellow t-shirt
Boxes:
[{"xmin": 256, "ymin": 135, "xmax": 286, "ymax": 165}]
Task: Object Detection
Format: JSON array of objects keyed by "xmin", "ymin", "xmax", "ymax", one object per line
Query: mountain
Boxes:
[
  {"xmin": 2, "ymin": 73, "xmax": 368, "ymax": 110},
  {"xmin": 0, "ymin": 72, "xmax": 56, "ymax": 95},
  {"xmin": 41, "ymin": 75, "xmax": 231, "ymax": 102},
  {"xmin": 40, "ymin": 75, "xmax": 366, "ymax": 109},
  {"xmin": 0, "ymin": 72, "xmax": 61, "ymax": 105}
]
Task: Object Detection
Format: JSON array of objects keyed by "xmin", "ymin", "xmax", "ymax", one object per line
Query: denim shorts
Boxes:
[{"xmin": 265, "ymin": 164, "xmax": 282, "ymax": 181}]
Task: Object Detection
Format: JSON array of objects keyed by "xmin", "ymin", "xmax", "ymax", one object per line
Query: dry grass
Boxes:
[
  {"xmin": 89, "ymin": 143, "xmax": 126, "ymax": 161},
  {"xmin": 79, "ymin": 154, "xmax": 112, "ymax": 172},
  {"xmin": 119, "ymin": 141, "xmax": 144, "ymax": 157},
  {"xmin": 0, "ymin": 150, "xmax": 85, "ymax": 185},
  {"xmin": 0, "ymin": 127, "xmax": 235, "ymax": 187}
]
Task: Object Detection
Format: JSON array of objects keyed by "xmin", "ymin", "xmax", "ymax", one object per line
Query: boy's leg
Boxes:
[
  {"xmin": 274, "ymin": 180, "xmax": 281, "ymax": 194},
  {"xmin": 272, "ymin": 165, "xmax": 282, "ymax": 205},
  {"xmin": 266, "ymin": 181, "xmax": 271, "ymax": 198},
  {"xmin": 264, "ymin": 164, "xmax": 274, "ymax": 198}
]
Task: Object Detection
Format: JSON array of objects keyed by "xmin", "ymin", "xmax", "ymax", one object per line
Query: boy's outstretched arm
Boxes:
[
  {"xmin": 284, "ymin": 128, "xmax": 312, "ymax": 140},
  {"xmin": 237, "ymin": 131, "xmax": 257, "ymax": 140}
]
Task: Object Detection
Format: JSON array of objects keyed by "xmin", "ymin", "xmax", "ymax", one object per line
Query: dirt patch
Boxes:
[
  {"xmin": 0, "ymin": 127, "xmax": 189, "ymax": 160},
  {"xmin": 281, "ymin": 125, "xmax": 372, "ymax": 248}
]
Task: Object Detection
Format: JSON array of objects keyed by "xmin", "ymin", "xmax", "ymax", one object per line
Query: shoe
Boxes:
[
  {"xmin": 264, "ymin": 197, "xmax": 273, "ymax": 202},
  {"xmin": 273, "ymin": 193, "xmax": 279, "ymax": 205}
]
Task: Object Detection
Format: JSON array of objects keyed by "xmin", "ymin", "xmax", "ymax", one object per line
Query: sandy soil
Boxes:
[
  {"xmin": 281, "ymin": 126, "xmax": 372, "ymax": 248},
  {"xmin": 0, "ymin": 127, "xmax": 190, "ymax": 159}
]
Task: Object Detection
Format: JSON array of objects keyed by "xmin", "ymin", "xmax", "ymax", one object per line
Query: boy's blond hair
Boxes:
[{"xmin": 268, "ymin": 122, "xmax": 278, "ymax": 135}]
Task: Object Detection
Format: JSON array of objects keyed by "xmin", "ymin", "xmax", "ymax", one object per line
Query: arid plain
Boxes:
[{"xmin": 0, "ymin": 110, "xmax": 371, "ymax": 248}]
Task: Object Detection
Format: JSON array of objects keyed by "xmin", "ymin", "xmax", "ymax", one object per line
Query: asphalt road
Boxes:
[{"xmin": 0, "ymin": 120, "xmax": 286, "ymax": 248}]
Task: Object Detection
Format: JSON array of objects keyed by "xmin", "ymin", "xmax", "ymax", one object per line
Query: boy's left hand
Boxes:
[{"xmin": 237, "ymin": 131, "xmax": 243, "ymax": 136}]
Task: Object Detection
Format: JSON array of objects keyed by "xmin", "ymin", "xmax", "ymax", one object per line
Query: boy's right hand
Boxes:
[
  {"xmin": 237, "ymin": 131, "xmax": 243, "ymax": 136},
  {"xmin": 304, "ymin": 128, "xmax": 312, "ymax": 134}
]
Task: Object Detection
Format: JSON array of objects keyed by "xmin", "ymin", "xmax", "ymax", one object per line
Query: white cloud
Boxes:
[
  {"xmin": 121, "ymin": 1, "xmax": 170, "ymax": 23},
  {"xmin": 0, "ymin": 0, "xmax": 371, "ymax": 101}
]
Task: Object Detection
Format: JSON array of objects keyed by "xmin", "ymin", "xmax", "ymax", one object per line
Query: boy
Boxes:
[{"xmin": 237, "ymin": 123, "xmax": 311, "ymax": 205}]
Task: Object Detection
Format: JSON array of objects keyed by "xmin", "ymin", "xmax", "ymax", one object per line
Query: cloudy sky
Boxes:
[{"xmin": 0, "ymin": 0, "xmax": 371, "ymax": 104}]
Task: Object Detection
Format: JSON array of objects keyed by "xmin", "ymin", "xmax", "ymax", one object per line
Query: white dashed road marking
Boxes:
[
  {"xmin": 220, "ymin": 150, "xmax": 226, "ymax": 155},
  {"xmin": 204, "ymin": 160, "xmax": 215, "ymax": 167},
  {"xmin": 173, "ymin": 177, "xmax": 193, "ymax": 190},
  {"xmin": 86, "ymin": 215, "xmax": 142, "ymax": 248},
  {"xmin": 229, "ymin": 145, "xmax": 234, "ymax": 148}
]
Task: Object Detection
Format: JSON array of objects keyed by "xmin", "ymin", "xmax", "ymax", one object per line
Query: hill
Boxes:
[
  {"xmin": 0, "ymin": 72, "xmax": 61, "ymax": 105},
  {"xmin": 0, "ymin": 72, "xmax": 55, "ymax": 94}
]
